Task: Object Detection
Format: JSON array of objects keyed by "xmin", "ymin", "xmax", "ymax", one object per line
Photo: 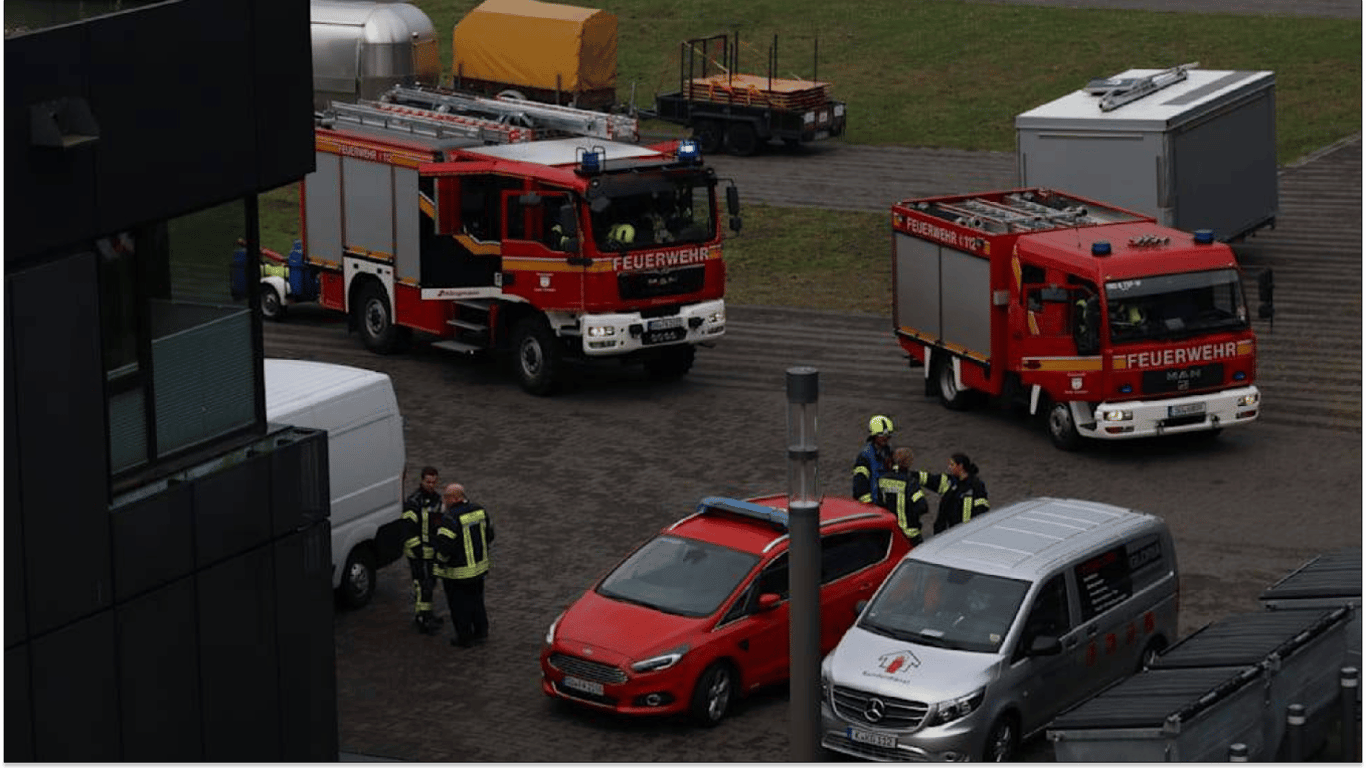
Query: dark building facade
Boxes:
[{"xmin": 4, "ymin": 0, "xmax": 336, "ymax": 760}]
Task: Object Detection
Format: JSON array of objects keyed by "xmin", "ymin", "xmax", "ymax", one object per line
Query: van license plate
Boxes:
[
  {"xmin": 847, "ymin": 727, "xmax": 897, "ymax": 748},
  {"xmin": 1168, "ymin": 402, "xmax": 1206, "ymax": 417},
  {"xmin": 562, "ymin": 676, "xmax": 604, "ymax": 696}
]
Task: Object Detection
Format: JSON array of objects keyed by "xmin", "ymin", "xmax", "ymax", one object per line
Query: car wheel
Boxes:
[
  {"xmin": 936, "ymin": 358, "xmax": 973, "ymax": 410},
  {"xmin": 726, "ymin": 122, "xmax": 759, "ymax": 157},
  {"xmin": 511, "ymin": 316, "xmax": 559, "ymax": 396},
  {"xmin": 355, "ymin": 280, "xmax": 406, "ymax": 354},
  {"xmin": 984, "ymin": 713, "xmax": 1019, "ymax": 762},
  {"xmin": 690, "ymin": 662, "xmax": 735, "ymax": 726},
  {"xmin": 338, "ymin": 546, "xmax": 375, "ymax": 609},
  {"xmin": 1045, "ymin": 398, "xmax": 1083, "ymax": 451},
  {"xmin": 644, "ymin": 345, "xmax": 696, "ymax": 380},
  {"xmin": 693, "ymin": 120, "xmax": 723, "ymax": 154},
  {"xmin": 260, "ymin": 283, "xmax": 286, "ymax": 321}
]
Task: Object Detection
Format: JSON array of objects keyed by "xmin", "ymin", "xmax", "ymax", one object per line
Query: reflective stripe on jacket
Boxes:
[
  {"xmin": 919, "ymin": 471, "xmax": 990, "ymax": 534},
  {"xmin": 401, "ymin": 488, "xmax": 443, "ymax": 560},
  {"xmin": 877, "ymin": 471, "xmax": 929, "ymax": 540},
  {"xmin": 435, "ymin": 502, "xmax": 493, "ymax": 580}
]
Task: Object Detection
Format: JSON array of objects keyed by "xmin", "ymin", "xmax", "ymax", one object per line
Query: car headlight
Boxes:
[
  {"xmin": 630, "ymin": 644, "xmax": 689, "ymax": 673},
  {"xmin": 926, "ymin": 688, "xmax": 985, "ymax": 727},
  {"xmin": 1238, "ymin": 392, "xmax": 1260, "ymax": 407},
  {"xmin": 587, "ymin": 325, "xmax": 616, "ymax": 338},
  {"xmin": 545, "ymin": 611, "xmax": 564, "ymax": 645},
  {"xmin": 1103, "ymin": 410, "xmax": 1132, "ymax": 422}
]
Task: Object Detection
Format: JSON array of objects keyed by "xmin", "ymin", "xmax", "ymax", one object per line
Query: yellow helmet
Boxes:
[
  {"xmin": 868, "ymin": 415, "xmax": 894, "ymax": 437},
  {"xmin": 608, "ymin": 223, "xmax": 635, "ymax": 244}
]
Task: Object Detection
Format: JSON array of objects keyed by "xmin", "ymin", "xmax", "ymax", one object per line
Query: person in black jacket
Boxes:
[
  {"xmin": 877, "ymin": 447, "xmax": 930, "ymax": 546},
  {"xmin": 919, "ymin": 452, "xmax": 989, "ymax": 535},
  {"xmin": 435, "ymin": 483, "xmax": 495, "ymax": 649},
  {"xmin": 400, "ymin": 466, "xmax": 444, "ymax": 635},
  {"xmin": 852, "ymin": 414, "xmax": 896, "ymax": 504}
]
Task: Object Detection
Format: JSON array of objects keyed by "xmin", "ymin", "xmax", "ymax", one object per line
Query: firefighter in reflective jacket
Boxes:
[
  {"xmin": 852, "ymin": 415, "xmax": 895, "ymax": 504},
  {"xmin": 877, "ymin": 447, "xmax": 930, "ymax": 546},
  {"xmin": 435, "ymin": 483, "xmax": 494, "ymax": 648},
  {"xmin": 919, "ymin": 452, "xmax": 989, "ymax": 535},
  {"xmin": 401, "ymin": 466, "xmax": 444, "ymax": 634}
]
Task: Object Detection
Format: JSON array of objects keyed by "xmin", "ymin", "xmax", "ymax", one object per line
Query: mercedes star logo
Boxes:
[{"xmin": 864, "ymin": 698, "xmax": 886, "ymax": 723}]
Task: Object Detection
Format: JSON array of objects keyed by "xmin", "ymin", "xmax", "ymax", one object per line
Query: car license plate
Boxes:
[
  {"xmin": 647, "ymin": 317, "xmax": 683, "ymax": 331},
  {"xmin": 1168, "ymin": 402, "xmax": 1206, "ymax": 417},
  {"xmin": 561, "ymin": 675, "xmax": 604, "ymax": 696},
  {"xmin": 643, "ymin": 328, "xmax": 687, "ymax": 345},
  {"xmin": 847, "ymin": 726, "xmax": 897, "ymax": 748}
]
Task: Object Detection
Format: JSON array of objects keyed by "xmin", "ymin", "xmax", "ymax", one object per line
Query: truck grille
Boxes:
[
  {"xmin": 547, "ymin": 653, "xmax": 628, "ymax": 684},
  {"xmin": 832, "ymin": 685, "xmax": 928, "ymax": 729},
  {"xmin": 1141, "ymin": 363, "xmax": 1224, "ymax": 396},
  {"xmin": 618, "ymin": 266, "xmax": 705, "ymax": 300}
]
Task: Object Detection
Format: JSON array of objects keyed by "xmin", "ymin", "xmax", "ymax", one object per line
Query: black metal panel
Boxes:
[
  {"xmin": 111, "ymin": 481, "xmax": 195, "ymax": 602},
  {"xmin": 4, "ymin": 645, "xmax": 34, "ymax": 761},
  {"xmin": 86, "ymin": 1, "xmax": 256, "ymax": 231},
  {"xmin": 11, "ymin": 253, "xmax": 111, "ymax": 636},
  {"xmin": 251, "ymin": 0, "xmax": 316, "ymax": 190},
  {"xmin": 116, "ymin": 576, "xmax": 203, "ymax": 761},
  {"xmin": 1051, "ymin": 666, "xmax": 1260, "ymax": 729},
  {"xmin": 5, "ymin": 313, "xmax": 26, "ymax": 649},
  {"xmin": 2, "ymin": 24, "xmax": 97, "ymax": 259},
  {"xmin": 197, "ymin": 543, "xmax": 281, "ymax": 760},
  {"xmin": 194, "ymin": 453, "xmax": 273, "ymax": 566},
  {"xmin": 1152, "ymin": 608, "xmax": 1345, "ymax": 668},
  {"xmin": 270, "ymin": 427, "xmax": 331, "ymax": 537},
  {"xmin": 29, "ymin": 611, "xmax": 120, "ymax": 760},
  {"xmin": 275, "ymin": 521, "xmax": 339, "ymax": 760}
]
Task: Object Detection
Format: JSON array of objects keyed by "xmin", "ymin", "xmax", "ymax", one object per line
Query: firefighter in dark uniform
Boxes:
[
  {"xmin": 919, "ymin": 452, "xmax": 989, "ymax": 535},
  {"xmin": 401, "ymin": 466, "xmax": 445, "ymax": 634},
  {"xmin": 435, "ymin": 483, "xmax": 495, "ymax": 648},
  {"xmin": 852, "ymin": 414, "xmax": 896, "ymax": 504},
  {"xmin": 877, "ymin": 447, "xmax": 930, "ymax": 546}
]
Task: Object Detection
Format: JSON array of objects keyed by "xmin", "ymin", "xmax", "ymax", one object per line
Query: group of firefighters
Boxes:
[{"xmin": 852, "ymin": 414, "xmax": 989, "ymax": 546}]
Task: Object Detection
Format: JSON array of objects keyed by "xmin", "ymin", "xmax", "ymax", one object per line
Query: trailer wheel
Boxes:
[
  {"xmin": 693, "ymin": 121, "xmax": 723, "ymax": 154},
  {"xmin": 725, "ymin": 122, "xmax": 759, "ymax": 156},
  {"xmin": 355, "ymin": 280, "xmax": 406, "ymax": 354},
  {"xmin": 260, "ymin": 284, "xmax": 286, "ymax": 321},
  {"xmin": 936, "ymin": 359, "xmax": 973, "ymax": 411},
  {"xmin": 644, "ymin": 345, "xmax": 695, "ymax": 380},
  {"xmin": 511, "ymin": 316, "xmax": 559, "ymax": 396},
  {"xmin": 1045, "ymin": 398, "xmax": 1083, "ymax": 451}
]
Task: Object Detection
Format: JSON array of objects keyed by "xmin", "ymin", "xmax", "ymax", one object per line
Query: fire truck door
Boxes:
[{"xmin": 502, "ymin": 191, "xmax": 585, "ymax": 306}]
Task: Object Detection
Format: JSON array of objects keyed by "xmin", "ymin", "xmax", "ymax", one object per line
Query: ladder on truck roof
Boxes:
[
  {"xmin": 383, "ymin": 85, "xmax": 640, "ymax": 143},
  {"xmin": 922, "ymin": 192, "xmax": 1102, "ymax": 234},
  {"xmin": 322, "ymin": 100, "xmax": 534, "ymax": 145},
  {"xmin": 1084, "ymin": 61, "xmax": 1199, "ymax": 112}
]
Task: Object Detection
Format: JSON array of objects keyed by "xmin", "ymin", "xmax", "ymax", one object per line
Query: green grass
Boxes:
[{"xmin": 262, "ymin": 0, "xmax": 1359, "ymax": 313}]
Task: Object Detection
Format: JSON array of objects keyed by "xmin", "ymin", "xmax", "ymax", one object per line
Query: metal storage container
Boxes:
[
  {"xmin": 1016, "ymin": 66, "xmax": 1277, "ymax": 242},
  {"xmin": 1260, "ymin": 549, "xmax": 1361, "ymax": 676}
]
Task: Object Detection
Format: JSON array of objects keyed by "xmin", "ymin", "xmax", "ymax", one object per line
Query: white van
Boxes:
[
  {"xmin": 264, "ymin": 358, "xmax": 406, "ymax": 608},
  {"xmin": 819, "ymin": 497, "xmax": 1179, "ymax": 762}
]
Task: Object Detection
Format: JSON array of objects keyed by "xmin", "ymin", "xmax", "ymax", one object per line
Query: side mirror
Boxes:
[
  {"xmin": 757, "ymin": 593, "xmax": 781, "ymax": 612},
  {"xmin": 854, "ymin": 599, "xmax": 868, "ymax": 617},
  {"xmin": 730, "ymin": 216, "xmax": 742, "ymax": 234},
  {"xmin": 1257, "ymin": 269, "xmax": 1275, "ymax": 320},
  {"xmin": 726, "ymin": 185, "xmax": 740, "ymax": 216},
  {"xmin": 1027, "ymin": 634, "xmax": 1062, "ymax": 657}
]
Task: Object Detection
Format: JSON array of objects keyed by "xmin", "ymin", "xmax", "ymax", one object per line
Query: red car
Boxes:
[{"xmin": 539, "ymin": 494, "xmax": 912, "ymax": 725}]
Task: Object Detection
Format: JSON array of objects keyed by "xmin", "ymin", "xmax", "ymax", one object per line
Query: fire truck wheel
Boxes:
[
  {"xmin": 512, "ymin": 316, "xmax": 559, "ymax": 396},
  {"xmin": 260, "ymin": 284, "xmax": 285, "ymax": 321},
  {"xmin": 725, "ymin": 122, "xmax": 759, "ymax": 157},
  {"xmin": 936, "ymin": 359, "xmax": 973, "ymax": 411},
  {"xmin": 644, "ymin": 345, "xmax": 695, "ymax": 380},
  {"xmin": 1045, "ymin": 399, "xmax": 1082, "ymax": 451},
  {"xmin": 356, "ymin": 280, "xmax": 405, "ymax": 354},
  {"xmin": 693, "ymin": 121, "xmax": 723, "ymax": 155}
]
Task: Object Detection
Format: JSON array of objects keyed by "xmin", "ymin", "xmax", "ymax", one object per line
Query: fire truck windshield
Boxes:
[
  {"xmin": 589, "ymin": 175, "xmax": 716, "ymax": 252},
  {"xmin": 1105, "ymin": 269, "xmax": 1249, "ymax": 344}
]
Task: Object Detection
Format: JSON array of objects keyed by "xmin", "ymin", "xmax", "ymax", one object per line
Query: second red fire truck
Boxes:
[{"xmin": 891, "ymin": 188, "xmax": 1263, "ymax": 449}]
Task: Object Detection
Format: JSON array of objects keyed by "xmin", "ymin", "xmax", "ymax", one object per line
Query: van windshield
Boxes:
[{"xmin": 859, "ymin": 561, "xmax": 1029, "ymax": 653}]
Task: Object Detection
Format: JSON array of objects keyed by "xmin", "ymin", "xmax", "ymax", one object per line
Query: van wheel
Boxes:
[
  {"xmin": 356, "ymin": 281, "xmax": 407, "ymax": 354},
  {"xmin": 690, "ymin": 662, "xmax": 735, "ymax": 726},
  {"xmin": 936, "ymin": 359, "xmax": 973, "ymax": 411},
  {"xmin": 984, "ymin": 713, "xmax": 1019, "ymax": 762},
  {"xmin": 339, "ymin": 546, "xmax": 375, "ymax": 609},
  {"xmin": 261, "ymin": 284, "xmax": 286, "ymax": 321},
  {"xmin": 1045, "ymin": 398, "xmax": 1083, "ymax": 451},
  {"xmin": 512, "ymin": 316, "xmax": 559, "ymax": 396}
]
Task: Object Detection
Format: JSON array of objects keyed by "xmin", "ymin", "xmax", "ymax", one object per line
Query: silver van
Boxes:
[{"xmin": 819, "ymin": 497, "xmax": 1178, "ymax": 762}]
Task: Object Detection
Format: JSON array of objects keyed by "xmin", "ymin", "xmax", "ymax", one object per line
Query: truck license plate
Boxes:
[
  {"xmin": 1168, "ymin": 402, "xmax": 1206, "ymax": 417},
  {"xmin": 643, "ymin": 328, "xmax": 687, "ymax": 345},
  {"xmin": 647, "ymin": 317, "xmax": 683, "ymax": 331},
  {"xmin": 847, "ymin": 726, "xmax": 897, "ymax": 748},
  {"xmin": 561, "ymin": 675, "xmax": 604, "ymax": 696}
]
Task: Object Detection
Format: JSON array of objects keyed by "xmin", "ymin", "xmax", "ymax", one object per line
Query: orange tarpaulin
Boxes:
[{"xmin": 453, "ymin": 0, "xmax": 616, "ymax": 93}]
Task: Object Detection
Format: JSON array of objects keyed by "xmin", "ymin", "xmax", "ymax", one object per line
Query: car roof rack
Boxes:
[{"xmin": 696, "ymin": 496, "xmax": 789, "ymax": 530}]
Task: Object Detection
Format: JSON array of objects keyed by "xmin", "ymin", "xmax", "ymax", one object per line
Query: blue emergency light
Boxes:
[
  {"xmin": 677, "ymin": 139, "xmax": 701, "ymax": 163},
  {"xmin": 1091, "ymin": 241, "xmax": 1112, "ymax": 256},
  {"xmin": 696, "ymin": 496, "xmax": 789, "ymax": 530},
  {"xmin": 580, "ymin": 150, "xmax": 602, "ymax": 173},
  {"xmin": 1193, "ymin": 229, "xmax": 1215, "ymax": 245}
]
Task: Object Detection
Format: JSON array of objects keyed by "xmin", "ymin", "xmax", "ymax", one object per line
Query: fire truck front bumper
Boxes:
[
  {"xmin": 577, "ymin": 300, "xmax": 726, "ymax": 357},
  {"xmin": 1082, "ymin": 385, "xmax": 1261, "ymax": 439}
]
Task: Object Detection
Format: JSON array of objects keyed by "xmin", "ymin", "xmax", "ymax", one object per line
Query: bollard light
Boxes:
[
  {"xmin": 785, "ymin": 366, "xmax": 821, "ymax": 762},
  {"xmin": 786, "ymin": 366, "xmax": 820, "ymax": 507}
]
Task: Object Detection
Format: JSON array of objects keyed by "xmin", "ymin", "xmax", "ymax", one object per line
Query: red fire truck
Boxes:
[
  {"xmin": 288, "ymin": 101, "xmax": 737, "ymax": 394},
  {"xmin": 891, "ymin": 188, "xmax": 1262, "ymax": 449}
]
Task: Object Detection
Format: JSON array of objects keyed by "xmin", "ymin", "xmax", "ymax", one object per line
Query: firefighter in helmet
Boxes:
[{"xmin": 852, "ymin": 414, "xmax": 895, "ymax": 504}]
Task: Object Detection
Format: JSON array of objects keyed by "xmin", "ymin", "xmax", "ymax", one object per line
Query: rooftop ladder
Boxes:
[
  {"xmin": 323, "ymin": 101, "xmax": 532, "ymax": 144},
  {"xmin": 1085, "ymin": 62, "xmax": 1199, "ymax": 112},
  {"xmin": 933, "ymin": 195, "xmax": 1096, "ymax": 233},
  {"xmin": 384, "ymin": 85, "xmax": 639, "ymax": 143}
]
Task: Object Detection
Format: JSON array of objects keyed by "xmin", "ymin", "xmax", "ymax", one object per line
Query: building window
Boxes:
[{"xmin": 102, "ymin": 198, "xmax": 262, "ymax": 481}]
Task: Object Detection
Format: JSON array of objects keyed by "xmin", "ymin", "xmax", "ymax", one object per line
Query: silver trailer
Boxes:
[
  {"xmin": 311, "ymin": 0, "xmax": 440, "ymax": 112},
  {"xmin": 1016, "ymin": 65, "xmax": 1277, "ymax": 242},
  {"xmin": 1049, "ymin": 607, "xmax": 1351, "ymax": 761}
]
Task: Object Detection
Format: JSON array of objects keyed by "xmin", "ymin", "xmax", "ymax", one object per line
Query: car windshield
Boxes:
[
  {"xmin": 1106, "ymin": 269, "xmax": 1250, "ymax": 344},
  {"xmin": 597, "ymin": 535, "xmax": 759, "ymax": 617},
  {"xmin": 858, "ymin": 561, "xmax": 1029, "ymax": 653},
  {"xmin": 589, "ymin": 172, "xmax": 716, "ymax": 251}
]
